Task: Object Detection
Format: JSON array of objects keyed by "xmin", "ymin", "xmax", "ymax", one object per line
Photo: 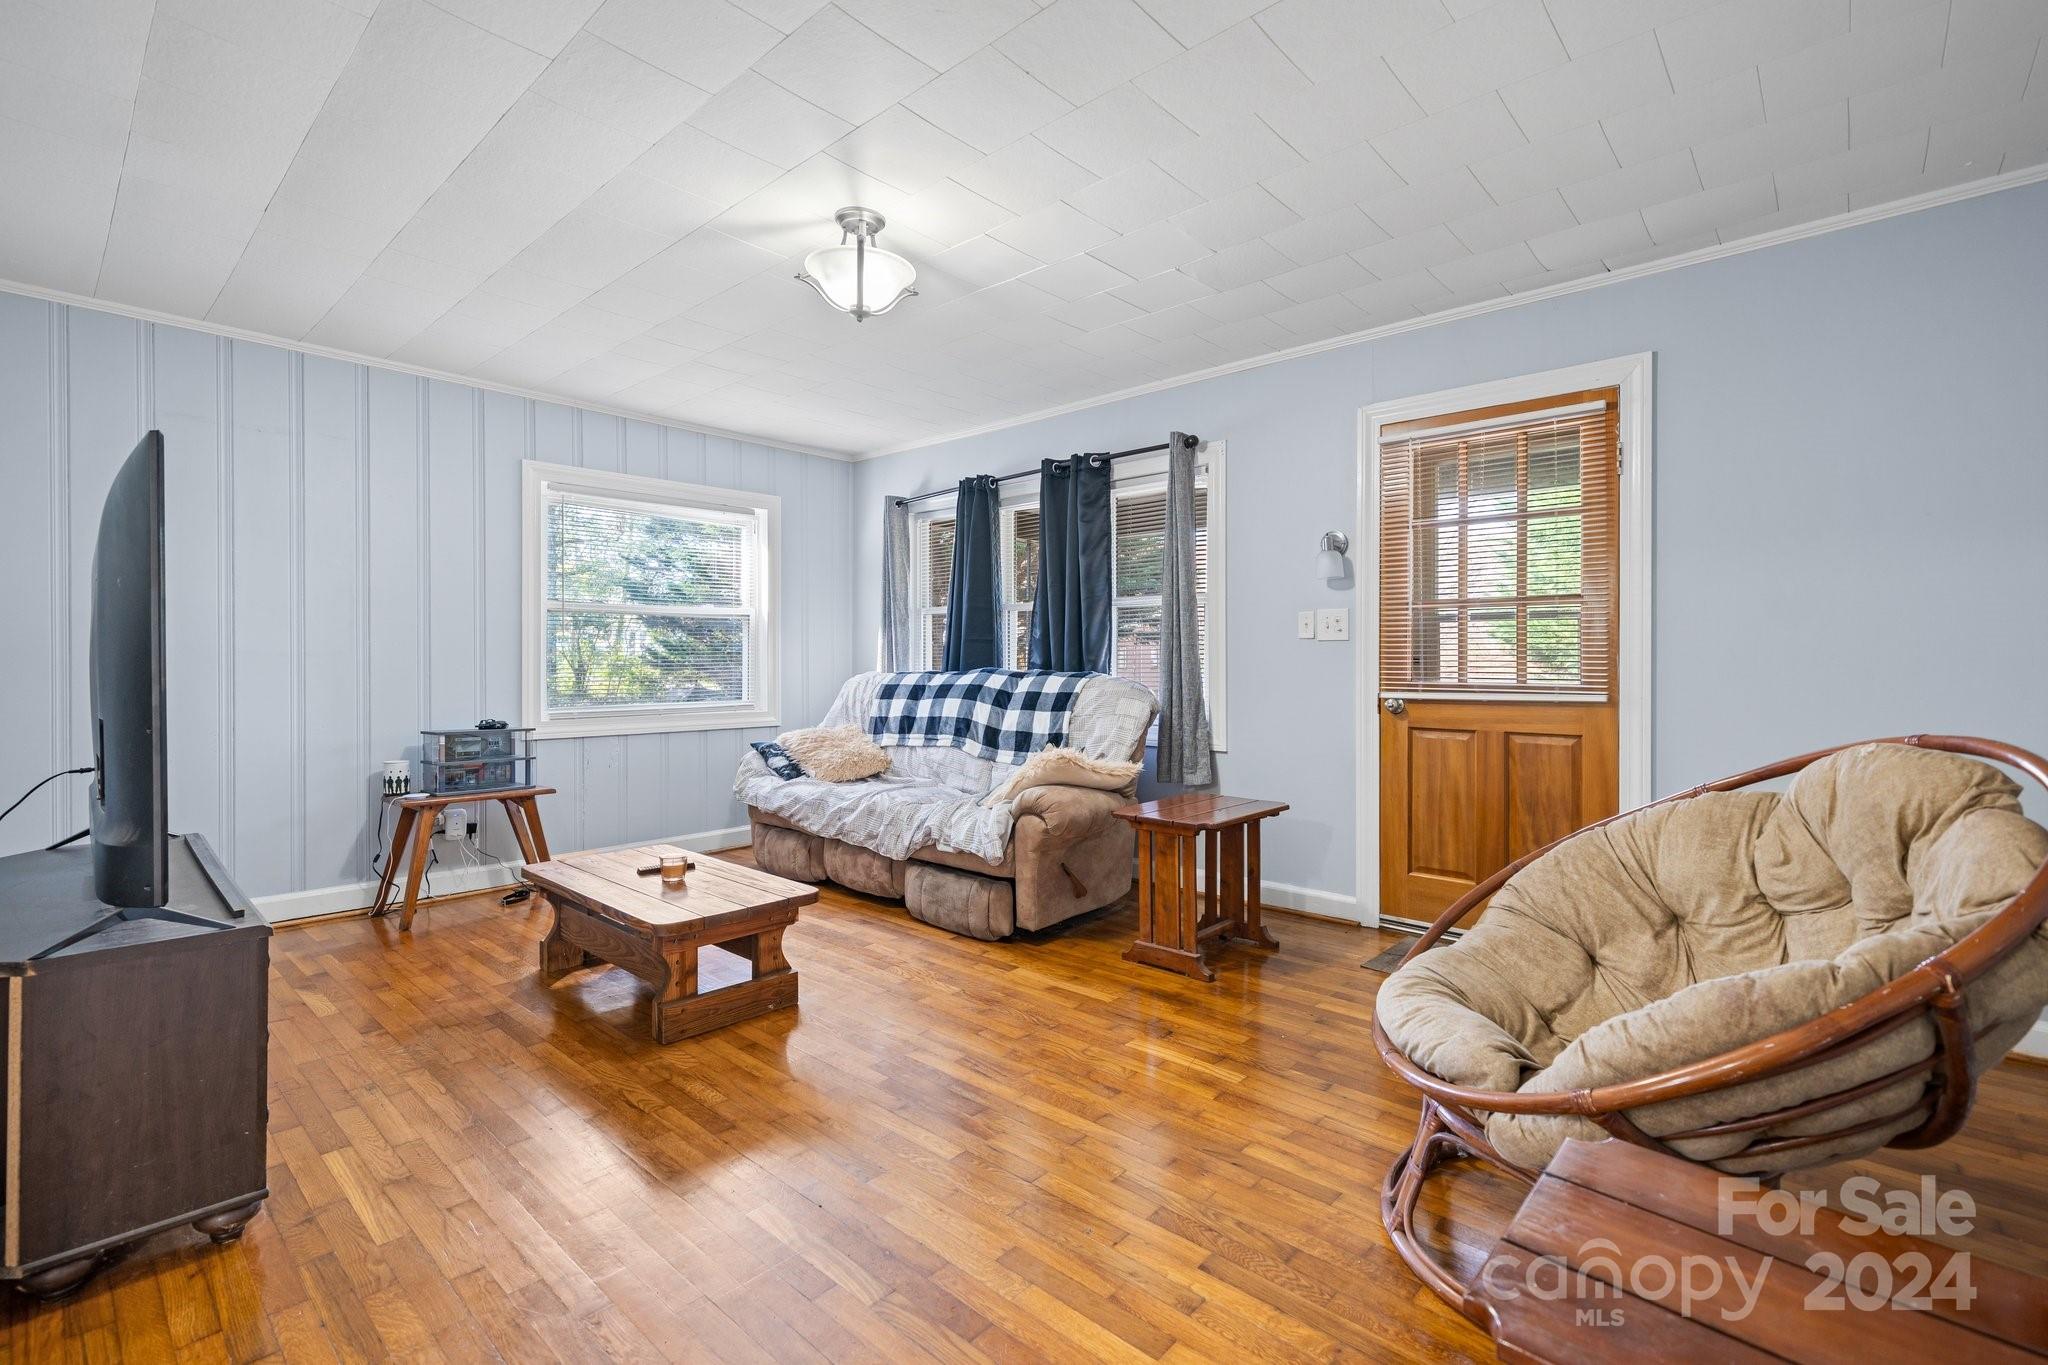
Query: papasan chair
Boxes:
[{"xmin": 1373, "ymin": 735, "xmax": 2048, "ymax": 1303}]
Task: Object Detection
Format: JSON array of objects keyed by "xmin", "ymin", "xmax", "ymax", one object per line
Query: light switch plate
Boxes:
[
  {"xmin": 1316, "ymin": 608, "xmax": 1349, "ymax": 641},
  {"xmin": 1297, "ymin": 610, "xmax": 1315, "ymax": 639}
]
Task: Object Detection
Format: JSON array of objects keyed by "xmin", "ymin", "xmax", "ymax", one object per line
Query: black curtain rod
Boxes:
[{"xmin": 894, "ymin": 434, "xmax": 1199, "ymax": 507}]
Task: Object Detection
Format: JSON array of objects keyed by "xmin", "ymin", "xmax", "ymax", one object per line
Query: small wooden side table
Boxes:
[
  {"xmin": 1466, "ymin": 1138, "xmax": 2048, "ymax": 1362},
  {"xmin": 1114, "ymin": 793, "xmax": 1287, "ymax": 981},
  {"xmin": 371, "ymin": 785, "xmax": 555, "ymax": 930}
]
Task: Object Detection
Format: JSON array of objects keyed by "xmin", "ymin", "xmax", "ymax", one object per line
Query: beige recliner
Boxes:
[{"xmin": 1373, "ymin": 737, "xmax": 2048, "ymax": 1302}]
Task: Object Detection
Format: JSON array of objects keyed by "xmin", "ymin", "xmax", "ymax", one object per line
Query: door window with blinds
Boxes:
[
  {"xmin": 522, "ymin": 463, "xmax": 779, "ymax": 737},
  {"xmin": 909, "ymin": 446, "xmax": 1226, "ymax": 746},
  {"xmin": 1378, "ymin": 392, "xmax": 1617, "ymax": 698}
]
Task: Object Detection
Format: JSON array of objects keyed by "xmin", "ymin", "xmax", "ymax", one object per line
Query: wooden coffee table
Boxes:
[
  {"xmin": 1114, "ymin": 793, "xmax": 1287, "ymax": 981},
  {"xmin": 523, "ymin": 844, "xmax": 817, "ymax": 1043}
]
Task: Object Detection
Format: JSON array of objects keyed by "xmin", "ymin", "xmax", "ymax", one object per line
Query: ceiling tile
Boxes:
[
  {"xmin": 1345, "ymin": 268, "xmax": 1454, "ymax": 315},
  {"xmin": 1352, "ymin": 221, "xmax": 1470, "ymax": 277},
  {"xmin": 989, "ymin": 202, "xmax": 1118, "ymax": 260},
  {"xmin": 1758, "ymin": 3, "xmax": 1945, "ymax": 118},
  {"xmin": 837, "ymin": 0, "xmax": 1038, "ymax": 69},
  {"xmin": 1264, "ymin": 204, "xmax": 1386, "ymax": 266},
  {"xmin": 1944, "ymin": 0, "xmax": 2048, "ymax": 68},
  {"xmin": 1601, "ymin": 67, "xmax": 1765, "ymax": 166},
  {"xmin": 1360, "ymin": 167, "xmax": 1496, "ymax": 237},
  {"xmin": 1261, "ymin": 59, "xmax": 1424, "ymax": 161},
  {"xmin": 530, "ymin": 32, "xmax": 711, "ymax": 142},
  {"xmin": 1382, "ymin": 0, "xmax": 1568, "ymax": 113},
  {"xmin": 898, "ymin": 179, "xmax": 1012, "ymax": 247},
  {"xmin": 1641, "ymin": 173, "xmax": 1777, "ymax": 241},
  {"xmin": 1560, "ymin": 148, "xmax": 1702, "ymax": 220},
  {"xmin": 427, "ymin": 0, "xmax": 606, "ymax": 56},
  {"xmin": 1370, "ymin": 94, "xmax": 1525, "ymax": 182},
  {"xmin": 1262, "ymin": 141, "xmax": 1406, "ymax": 216},
  {"xmin": 929, "ymin": 234, "xmax": 1042, "ymax": 288},
  {"xmin": 1447, "ymin": 189, "xmax": 1576, "ymax": 253},
  {"xmin": 1430, "ymin": 239, "xmax": 1541, "ymax": 291},
  {"xmin": 1039, "ymin": 87, "xmax": 1196, "ymax": 176},
  {"xmin": 1498, "ymin": 31, "xmax": 1670, "ymax": 140},
  {"xmin": 1110, "ymin": 267, "xmax": 1214, "ymax": 309},
  {"xmin": 1525, "ymin": 210, "xmax": 1651, "ymax": 269},
  {"xmin": 1176, "ymin": 183, "xmax": 1301, "ymax": 249},
  {"xmin": 1254, "ymin": 0, "xmax": 1454, "ymax": 85},
  {"xmin": 755, "ymin": 6, "xmax": 936, "ymax": 124},
  {"xmin": 1656, "ymin": 0, "xmax": 1849, "ymax": 91},
  {"xmin": 1023, "ymin": 253, "xmax": 1138, "ymax": 300},
  {"xmin": 1188, "ymin": 278, "xmax": 1289, "ymax": 322},
  {"xmin": 1048, "ymin": 290, "xmax": 1144, "ymax": 329},
  {"xmin": 1135, "ymin": 18, "xmax": 1311, "ymax": 135},
  {"xmin": 1692, "ymin": 101, "xmax": 1847, "ymax": 187},
  {"xmin": 954, "ymin": 136, "xmax": 1099, "ymax": 213},
  {"xmin": 995, "ymin": 0, "xmax": 1184, "ymax": 106},
  {"xmin": 1540, "ymin": 0, "xmax": 1717, "ymax": 59},
  {"xmin": 1851, "ymin": 43, "xmax": 2037, "ymax": 146},
  {"xmin": 688, "ymin": 73, "xmax": 852, "ymax": 167},
  {"xmin": 1064, "ymin": 162, "xmax": 1205, "ymax": 231},
  {"xmin": 583, "ymin": 171, "xmax": 724, "ymax": 237},
  {"xmin": 1089, "ymin": 218, "xmax": 1212, "ymax": 276},
  {"xmin": 1267, "ymin": 252, "xmax": 1374, "ymax": 302},
  {"xmin": 1926, "ymin": 91, "xmax": 2048, "ymax": 177},
  {"xmin": 1469, "ymin": 121, "xmax": 1618, "ymax": 202},
  {"xmin": 729, "ymin": 0, "xmax": 835, "ymax": 32},
  {"xmin": 634, "ymin": 125, "xmax": 784, "ymax": 202},
  {"xmin": 1180, "ymin": 236, "xmax": 1292, "ymax": 289},
  {"xmin": 1155, "ymin": 118, "xmax": 1304, "ymax": 197},
  {"xmin": 1133, "ymin": 0, "xmax": 1273, "ymax": 46},
  {"xmin": 902, "ymin": 48, "xmax": 1073, "ymax": 152},
  {"xmin": 1774, "ymin": 127, "xmax": 1930, "ymax": 204},
  {"xmin": 586, "ymin": 0, "xmax": 782, "ymax": 91},
  {"xmin": 829, "ymin": 107, "xmax": 980, "ymax": 193}
]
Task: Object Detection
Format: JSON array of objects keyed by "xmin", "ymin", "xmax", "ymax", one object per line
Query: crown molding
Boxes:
[
  {"xmin": 860, "ymin": 161, "xmax": 2048, "ymax": 461},
  {"xmin": 0, "ymin": 277, "xmax": 859, "ymax": 463}
]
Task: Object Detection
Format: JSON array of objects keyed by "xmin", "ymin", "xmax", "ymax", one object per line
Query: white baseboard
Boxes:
[
  {"xmin": 254, "ymin": 824, "xmax": 752, "ymax": 922},
  {"xmin": 2013, "ymin": 1012, "xmax": 2048, "ymax": 1060},
  {"xmin": 1261, "ymin": 880, "xmax": 1366, "ymax": 925}
]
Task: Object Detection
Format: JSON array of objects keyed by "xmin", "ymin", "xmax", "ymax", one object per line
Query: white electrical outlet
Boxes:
[
  {"xmin": 1297, "ymin": 610, "xmax": 1315, "ymax": 639},
  {"xmin": 442, "ymin": 805, "xmax": 467, "ymax": 839},
  {"xmin": 1316, "ymin": 608, "xmax": 1350, "ymax": 641}
]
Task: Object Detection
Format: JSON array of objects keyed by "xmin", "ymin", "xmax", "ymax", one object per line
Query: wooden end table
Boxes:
[
  {"xmin": 1466, "ymin": 1138, "xmax": 2048, "ymax": 1361},
  {"xmin": 1113, "ymin": 794, "xmax": 1288, "ymax": 981},
  {"xmin": 522, "ymin": 844, "xmax": 818, "ymax": 1043},
  {"xmin": 371, "ymin": 784, "xmax": 555, "ymax": 930}
]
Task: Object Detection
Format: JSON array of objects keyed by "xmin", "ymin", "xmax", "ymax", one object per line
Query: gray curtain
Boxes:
[
  {"xmin": 880, "ymin": 495, "xmax": 913, "ymax": 670},
  {"xmin": 1028, "ymin": 455, "xmax": 1113, "ymax": 672},
  {"xmin": 1156, "ymin": 434, "xmax": 1214, "ymax": 783},
  {"xmin": 941, "ymin": 476, "xmax": 1003, "ymax": 670}
]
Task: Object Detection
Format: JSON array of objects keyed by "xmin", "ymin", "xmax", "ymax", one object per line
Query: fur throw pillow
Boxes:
[
  {"xmin": 981, "ymin": 746, "xmax": 1141, "ymax": 807},
  {"xmin": 776, "ymin": 726, "xmax": 891, "ymax": 782}
]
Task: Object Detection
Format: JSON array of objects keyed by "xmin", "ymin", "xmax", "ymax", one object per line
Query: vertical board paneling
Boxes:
[
  {"xmin": 302, "ymin": 356, "xmax": 363, "ymax": 886},
  {"xmin": 229, "ymin": 342, "xmax": 295, "ymax": 895},
  {"xmin": 0, "ymin": 296, "xmax": 57, "ymax": 852},
  {"xmin": 0, "ymin": 291, "xmax": 852, "ymax": 903}
]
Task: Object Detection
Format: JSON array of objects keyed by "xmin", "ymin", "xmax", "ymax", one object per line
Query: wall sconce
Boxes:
[{"xmin": 1316, "ymin": 531, "xmax": 1350, "ymax": 579}]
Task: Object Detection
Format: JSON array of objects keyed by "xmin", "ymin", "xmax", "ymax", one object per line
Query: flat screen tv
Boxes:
[{"xmin": 88, "ymin": 431, "xmax": 169, "ymax": 908}]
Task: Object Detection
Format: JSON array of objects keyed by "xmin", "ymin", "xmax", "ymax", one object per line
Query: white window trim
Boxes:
[
  {"xmin": 521, "ymin": 460, "xmax": 780, "ymax": 739},
  {"xmin": 904, "ymin": 442, "xmax": 1228, "ymax": 751}
]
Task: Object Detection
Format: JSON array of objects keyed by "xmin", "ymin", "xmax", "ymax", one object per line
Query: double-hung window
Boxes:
[
  {"xmin": 523, "ymin": 462, "xmax": 779, "ymax": 738},
  {"xmin": 907, "ymin": 444, "xmax": 1226, "ymax": 747}
]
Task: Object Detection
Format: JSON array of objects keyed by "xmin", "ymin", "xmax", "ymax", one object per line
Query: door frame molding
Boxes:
[{"xmin": 1355, "ymin": 352, "xmax": 1655, "ymax": 928}]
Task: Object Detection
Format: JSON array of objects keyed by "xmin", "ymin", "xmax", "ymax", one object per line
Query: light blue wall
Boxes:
[
  {"xmin": 852, "ymin": 182, "xmax": 2048, "ymax": 914},
  {"xmin": 0, "ymin": 291, "xmax": 854, "ymax": 906}
]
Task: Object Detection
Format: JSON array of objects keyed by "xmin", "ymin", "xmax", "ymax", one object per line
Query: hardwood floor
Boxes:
[{"xmin": 9, "ymin": 861, "xmax": 2048, "ymax": 1362}]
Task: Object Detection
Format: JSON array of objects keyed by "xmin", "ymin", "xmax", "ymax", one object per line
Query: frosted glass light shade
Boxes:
[{"xmin": 798, "ymin": 241, "xmax": 917, "ymax": 320}]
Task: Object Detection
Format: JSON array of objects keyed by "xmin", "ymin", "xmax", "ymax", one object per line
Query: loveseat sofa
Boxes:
[{"xmin": 734, "ymin": 671, "xmax": 1157, "ymax": 939}]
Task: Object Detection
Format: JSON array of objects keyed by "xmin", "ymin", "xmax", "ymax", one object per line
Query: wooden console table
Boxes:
[
  {"xmin": 1114, "ymin": 794, "xmax": 1287, "ymax": 981},
  {"xmin": 525, "ymin": 844, "xmax": 817, "ymax": 1043},
  {"xmin": 371, "ymin": 785, "xmax": 554, "ymax": 930},
  {"xmin": 1466, "ymin": 1138, "xmax": 2048, "ymax": 1361}
]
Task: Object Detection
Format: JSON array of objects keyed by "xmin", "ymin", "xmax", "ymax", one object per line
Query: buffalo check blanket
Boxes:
[{"xmin": 867, "ymin": 669, "xmax": 1093, "ymax": 762}]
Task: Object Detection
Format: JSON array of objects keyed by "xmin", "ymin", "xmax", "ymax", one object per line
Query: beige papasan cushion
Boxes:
[{"xmin": 1376, "ymin": 743, "xmax": 2048, "ymax": 1176}]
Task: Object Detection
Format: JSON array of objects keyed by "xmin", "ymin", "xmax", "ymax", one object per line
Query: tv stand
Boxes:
[{"xmin": 0, "ymin": 834, "xmax": 268, "ymax": 1297}]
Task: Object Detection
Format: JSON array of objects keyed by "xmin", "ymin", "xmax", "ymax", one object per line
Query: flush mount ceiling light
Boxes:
[{"xmin": 795, "ymin": 206, "xmax": 917, "ymax": 321}]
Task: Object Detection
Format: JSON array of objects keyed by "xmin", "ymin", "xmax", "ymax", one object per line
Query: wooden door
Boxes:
[
  {"xmin": 1380, "ymin": 699, "xmax": 1616, "ymax": 922},
  {"xmin": 1376, "ymin": 389, "xmax": 1622, "ymax": 927}
]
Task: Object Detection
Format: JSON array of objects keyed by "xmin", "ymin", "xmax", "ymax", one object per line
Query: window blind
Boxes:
[
  {"xmin": 1378, "ymin": 392, "xmax": 1617, "ymax": 696},
  {"xmin": 544, "ymin": 496, "xmax": 757, "ymax": 711}
]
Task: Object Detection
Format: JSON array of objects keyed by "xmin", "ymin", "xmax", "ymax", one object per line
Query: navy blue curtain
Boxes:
[
  {"xmin": 941, "ymin": 475, "xmax": 1002, "ymax": 669},
  {"xmin": 1029, "ymin": 456, "xmax": 1113, "ymax": 672}
]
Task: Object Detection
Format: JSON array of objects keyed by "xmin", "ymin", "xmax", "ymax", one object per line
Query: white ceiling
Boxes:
[{"xmin": 3, "ymin": 0, "xmax": 2044, "ymax": 457}]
